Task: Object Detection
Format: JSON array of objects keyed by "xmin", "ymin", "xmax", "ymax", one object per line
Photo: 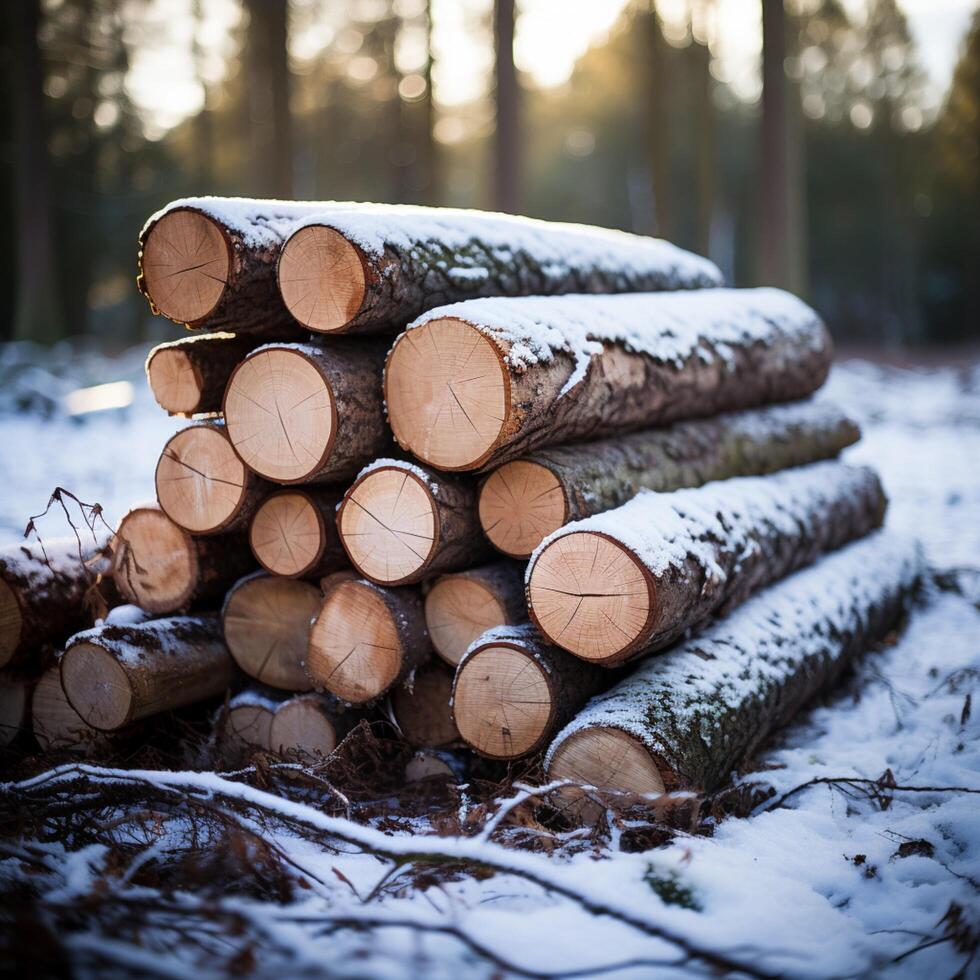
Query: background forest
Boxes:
[{"xmin": 2, "ymin": 0, "xmax": 978, "ymax": 351}]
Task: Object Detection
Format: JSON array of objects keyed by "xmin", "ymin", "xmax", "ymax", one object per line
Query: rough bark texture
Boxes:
[
  {"xmin": 60, "ymin": 615, "xmax": 238, "ymax": 731},
  {"xmin": 527, "ymin": 463, "xmax": 888, "ymax": 665},
  {"xmin": 0, "ymin": 536, "xmax": 109, "ymax": 670},
  {"xmin": 389, "ymin": 661, "xmax": 459, "ymax": 748},
  {"xmin": 545, "ymin": 533, "xmax": 922, "ymax": 795},
  {"xmin": 0, "ymin": 672, "xmax": 32, "ymax": 747}
]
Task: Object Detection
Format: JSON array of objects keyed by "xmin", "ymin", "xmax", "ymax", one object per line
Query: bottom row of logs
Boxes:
[{"xmin": 4, "ymin": 531, "xmax": 922, "ymax": 810}]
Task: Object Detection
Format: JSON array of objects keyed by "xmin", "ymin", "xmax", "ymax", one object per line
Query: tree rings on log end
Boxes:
[
  {"xmin": 223, "ymin": 703, "xmax": 274, "ymax": 752},
  {"xmin": 112, "ymin": 508, "xmax": 198, "ymax": 613},
  {"xmin": 61, "ymin": 642, "xmax": 134, "ymax": 731},
  {"xmin": 424, "ymin": 575, "xmax": 509, "ymax": 666},
  {"xmin": 547, "ymin": 727, "xmax": 665, "ymax": 819},
  {"xmin": 250, "ymin": 490, "xmax": 328, "ymax": 578},
  {"xmin": 0, "ymin": 580, "xmax": 22, "ymax": 668},
  {"xmin": 146, "ymin": 347, "xmax": 203, "ymax": 415},
  {"xmin": 278, "ymin": 225, "xmax": 366, "ymax": 333},
  {"xmin": 270, "ymin": 695, "xmax": 342, "ymax": 757},
  {"xmin": 478, "ymin": 460, "xmax": 566, "ymax": 559},
  {"xmin": 140, "ymin": 209, "xmax": 230, "ymax": 324},
  {"xmin": 222, "ymin": 575, "xmax": 321, "ymax": 691},
  {"xmin": 527, "ymin": 531, "xmax": 654, "ymax": 663},
  {"xmin": 385, "ymin": 318, "xmax": 510, "ymax": 471},
  {"xmin": 307, "ymin": 581, "xmax": 403, "ymax": 704},
  {"xmin": 337, "ymin": 466, "xmax": 436, "ymax": 585},
  {"xmin": 156, "ymin": 425, "xmax": 251, "ymax": 534},
  {"xmin": 32, "ymin": 667, "xmax": 95, "ymax": 750}
]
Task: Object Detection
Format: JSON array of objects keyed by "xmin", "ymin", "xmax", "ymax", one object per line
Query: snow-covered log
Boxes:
[
  {"xmin": 307, "ymin": 578, "xmax": 431, "ymax": 705},
  {"xmin": 222, "ymin": 572, "xmax": 321, "ymax": 691},
  {"xmin": 452, "ymin": 624, "xmax": 608, "ymax": 759},
  {"xmin": 336, "ymin": 459, "xmax": 490, "ymax": 586},
  {"xmin": 276, "ymin": 203, "xmax": 721, "ymax": 335},
  {"xmin": 545, "ymin": 532, "xmax": 923, "ymax": 806},
  {"xmin": 249, "ymin": 488, "xmax": 347, "ymax": 579},
  {"xmin": 112, "ymin": 505, "xmax": 253, "ymax": 614},
  {"xmin": 31, "ymin": 665, "xmax": 106, "ymax": 752},
  {"xmin": 60, "ymin": 615, "xmax": 237, "ymax": 731},
  {"xmin": 423, "ymin": 561, "xmax": 527, "ymax": 666},
  {"xmin": 155, "ymin": 421, "xmax": 269, "ymax": 535},
  {"xmin": 389, "ymin": 661, "xmax": 458, "ymax": 748},
  {"xmin": 223, "ymin": 340, "xmax": 390, "ymax": 484},
  {"xmin": 478, "ymin": 400, "xmax": 860, "ymax": 559},
  {"xmin": 526, "ymin": 461, "xmax": 886, "ymax": 665},
  {"xmin": 385, "ymin": 288, "xmax": 833, "ymax": 472},
  {"xmin": 269, "ymin": 692, "xmax": 356, "ymax": 758}
]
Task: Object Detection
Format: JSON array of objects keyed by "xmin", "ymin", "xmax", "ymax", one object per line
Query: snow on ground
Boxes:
[{"xmin": 1, "ymin": 346, "xmax": 978, "ymax": 976}]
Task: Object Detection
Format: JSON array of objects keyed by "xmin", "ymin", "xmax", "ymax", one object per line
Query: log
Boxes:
[
  {"xmin": 423, "ymin": 561, "xmax": 526, "ymax": 666},
  {"xmin": 218, "ymin": 687, "xmax": 283, "ymax": 752},
  {"xmin": 60, "ymin": 615, "xmax": 237, "ymax": 731},
  {"xmin": 222, "ymin": 572, "xmax": 321, "ymax": 691},
  {"xmin": 276, "ymin": 204, "xmax": 721, "ymax": 334},
  {"xmin": 479, "ymin": 400, "xmax": 861, "ymax": 559},
  {"xmin": 405, "ymin": 748, "xmax": 468, "ymax": 783},
  {"xmin": 249, "ymin": 488, "xmax": 347, "ymax": 579},
  {"xmin": 389, "ymin": 661, "xmax": 458, "ymax": 748},
  {"xmin": 526, "ymin": 461, "xmax": 886, "ymax": 666},
  {"xmin": 268, "ymin": 692, "xmax": 355, "ymax": 758},
  {"xmin": 138, "ymin": 198, "xmax": 334, "ymax": 333},
  {"xmin": 545, "ymin": 532, "xmax": 922, "ymax": 811},
  {"xmin": 336, "ymin": 459, "xmax": 490, "ymax": 586},
  {"xmin": 307, "ymin": 578, "xmax": 431, "ymax": 704},
  {"xmin": 385, "ymin": 288, "xmax": 832, "ymax": 472},
  {"xmin": 1, "ymin": 536, "xmax": 108, "ymax": 670},
  {"xmin": 32, "ymin": 665, "xmax": 105, "ymax": 752},
  {"xmin": 452, "ymin": 624, "xmax": 608, "ymax": 760},
  {"xmin": 0, "ymin": 673, "xmax": 32, "ymax": 747},
  {"xmin": 145, "ymin": 332, "xmax": 275, "ymax": 416},
  {"xmin": 112, "ymin": 505, "xmax": 254, "ymax": 614},
  {"xmin": 155, "ymin": 421, "xmax": 269, "ymax": 535},
  {"xmin": 223, "ymin": 340, "xmax": 389, "ymax": 484}
]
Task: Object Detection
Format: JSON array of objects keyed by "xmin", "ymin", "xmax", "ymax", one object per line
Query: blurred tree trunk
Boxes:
[
  {"xmin": 193, "ymin": 0, "xmax": 215, "ymax": 190},
  {"xmin": 644, "ymin": 5, "xmax": 671, "ymax": 241},
  {"xmin": 492, "ymin": 0, "xmax": 521, "ymax": 213},
  {"xmin": 421, "ymin": 0, "xmax": 440, "ymax": 204},
  {"xmin": 11, "ymin": 0, "xmax": 63, "ymax": 342},
  {"xmin": 694, "ymin": 36, "xmax": 715, "ymax": 258},
  {"xmin": 244, "ymin": 0, "xmax": 293, "ymax": 198}
]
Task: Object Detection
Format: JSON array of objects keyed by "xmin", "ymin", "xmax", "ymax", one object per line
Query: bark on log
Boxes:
[
  {"xmin": 32, "ymin": 665, "xmax": 106, "ymax": 752},
  {"xmin": 0, "ymin": 536, "xmax": 109, "ymax": 670},
  {"xmin": 156, "ymin": 421, "xmax": 270, "ymax": 535},
  {"xmin": 221, "ymin": 572, "xmax": 321, "ymax": 691},
  {"xmin": 545, "ymin": 532, "xmax": 922, "ymax": 811},
  {"xmin": 276, "ymin": 205, "xmax": 721, "ymax": 334},
  {"xmin": 249, "ymin": 488, "xmax": 347, "ymax": 579},
  {"xmin": 0, "ymin": 673, "xmax": 32, "ymax": 747},
  {"xmin": 269, "ymin": 692, "xmax": 357, "ymax": 758},
  {"xmin": 307, "ymin": 578, "xmax": 431, "ymax": 705},
  {"xmin": 527, "ymin": 461, "xmax": 886, "ymax": 666},
  {"xmin": 112, "ymin": 505, "xmax": 254, "ymax": 614},
  {"xmin": 138, "ymin": 198, "xmax": 337, "ymax": 334},
  {"xmin": 145, "ymin": 332, "xmax": 282, "ymax": 416},
  {"xmin": 223, "ymin": 340, "xmax": 390, "ymax": 484},
  {"xmin": 423, "ymin": 561, "xmax": 527, "ymax": 666},
  {"xmin": 389, "ymin": 661, "xmax": 458, "ymax": 748},
  {"xmin": 60, "ymin": 615, "xmax": 237, "ymax": 731},
  {"xmin": 336, "ymin": 459, "xmax": 490, "ymax": 586},
  {"xmin": 452, "ymin": 624, "xmax": 609, "ymax": 759},
  {"xmin": 385, "ymin": 288, "xmax": 832, "ymax": 472},
  {"xmin": 479, "ymin": 400, "xmax": 860, "ymax": 558}
]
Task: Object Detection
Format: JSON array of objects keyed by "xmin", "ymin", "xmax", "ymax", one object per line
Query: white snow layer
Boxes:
[{"xmin": 66, "ymin": 615, "xmax": 223, "ymax": 667}]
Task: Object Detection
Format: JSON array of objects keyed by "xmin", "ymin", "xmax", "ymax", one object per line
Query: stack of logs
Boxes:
[{"xmin": 0, "ymin": 199, "xmax": 921, "ymax": 808}]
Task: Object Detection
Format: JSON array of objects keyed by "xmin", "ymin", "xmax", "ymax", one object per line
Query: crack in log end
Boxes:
[
  {"xmin": 140, "ymin": 209, "xmax": 230, "ymax": 325},
  {"xmin": 424, "ymin": 577, "xmax": 508, "ymax": 666},
  {"xmin": 386, "ymin": 318, "xmax": 509, "ymax": 471},
  {"xmin": 478, "ymin": 460, "xmax": 566, "ymax": 558},
  {"xmin": 250, "ymin": 491, "xmax": 326, "ymax": 578}
]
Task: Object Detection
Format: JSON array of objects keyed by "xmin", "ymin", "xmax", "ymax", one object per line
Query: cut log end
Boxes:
[
  {"xmin": 156, "ymin": 425, "xmax": 250, "ymax": 534},
  {"xmin": 223, "ymin": 575, "xmax": 321, "ymax": 691},
  {"xmin": 250, "ymin": 491, "xmax": 327, "ymax": 578},
  {"xmin": 269, "ymin": 695, "xmax": 342, "ymax": 757},
  {"xmin": 224, "ymin": 347, "xmax": 336, "ymax": 483},
  {"xmin": 478, "ymin": 460, "xmax": 566, "ymax": 559},
  {"xmin": 386, "ymin": 318, "xmax": 509, "ymax": 471},
  {"xmin": 338, "ymin": 467, "xmax": 436, "ymax": 585},
  {"xmin": 453, "ymin": 644, "xmax": 552, "ymax": 758},
  {"xmin": 112, "ymin": 508, "xmax": 198, "ymax": 613},
  {"xmin": 527, "ymin": 531, "xmax": 653, "ymax": 662},
  {"xmin": 547, "ymin": 727, "xmax": 666, "ymax": 818},
  {"xmin": 0, "ymin": 580, "xmax": 22, "ymax": 668},
  {"xmin": 424, "ymin": 576, "xmax": 508, "ymax": 666},
  {"xmin": 32, "ymin": 667, "xmax": 96, "ymax": 751},
  {"xmin": 60, "ymin": 642, "xmax": 134, "ymax": 731},
  {"xmin": 278, "ymin": 225, "xmax": 366, "ymax": 333},
  {"xmin": 223, "ymin": 703, "xmax": 273, "ymax": 752},
  {"xmin": 307, "ymin": 581, "xmax": 402, "ymax": 704},
  {"xmin": 146, "ymin": 348, "xmax": 203, "ymax": 415},
  {"xmin": 141, "ymin": 209, "xmax": 230, "ymax": 324}
]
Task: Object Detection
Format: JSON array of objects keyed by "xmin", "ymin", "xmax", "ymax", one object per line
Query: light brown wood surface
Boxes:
[
  {"xmin": 478, "ymin": 460, "xmax": 565, "ymax": 558},
  {"xmin": 249, "ymin": 488, "xmax": 345, "ymax": 578},
  {"xmin": 32, "ymin": 666, "xmax": 102, "ymax": 751},
  {"xmin": 146, "ymin": 346, "xmax": 203, "ymax": 415},
  {"xmin": 269, "ymin": 693, "xmax": 350, "ymax": 757},
  {"xmin": 222, "ymin": 701, "xmax": 274, "ymax": 752}
]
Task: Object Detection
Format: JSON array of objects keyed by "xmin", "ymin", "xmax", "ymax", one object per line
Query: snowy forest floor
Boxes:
[{"xmin": 0, "ymin": 344, "xmax": 978, "ymax": 978}]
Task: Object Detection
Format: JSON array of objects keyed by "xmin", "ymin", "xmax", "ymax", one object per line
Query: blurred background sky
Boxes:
[{"xmin": 1, "ymin": 0, "xmax": 978, "ymax": 352}]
